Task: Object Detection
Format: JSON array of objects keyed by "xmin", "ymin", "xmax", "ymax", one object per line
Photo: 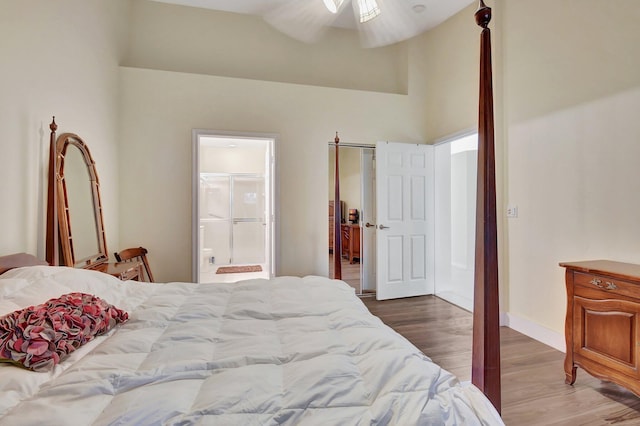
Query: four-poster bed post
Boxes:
[
  {"xmin": 45, "ymin": 117, "xmax": 59, "ymax": 267},
  {"xmin": 333, "ymin": 132, "xmax": 342, "ymax": 280},
  {"xmin": 472, "ymin": 0, "xmax": 501, "ymax": 413},
  {"xmin": 329, "ymin": 3, "xmax": 502, "ymax": 412}
]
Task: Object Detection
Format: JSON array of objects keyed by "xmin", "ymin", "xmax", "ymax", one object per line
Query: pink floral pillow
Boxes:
[{"xmin": 0, "ymin": 293, "xmax": 128, "ymax": 372}]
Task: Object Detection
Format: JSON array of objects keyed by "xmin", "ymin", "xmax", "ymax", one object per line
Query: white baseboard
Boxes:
[
  {"xmin": 501, "ymin": 312, "xmax": 566, "ymax": 353},
  {"xmin": 436, "ymin": 291, "xmax": 473, "ymax": 312}
]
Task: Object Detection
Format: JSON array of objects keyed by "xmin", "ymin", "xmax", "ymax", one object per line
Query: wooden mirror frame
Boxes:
[{"xmin": 46, "ymin": 118, "xmax": 108, "ymax": 268}]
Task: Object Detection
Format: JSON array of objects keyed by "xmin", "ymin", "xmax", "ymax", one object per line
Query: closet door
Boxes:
[{"xmin": 375, "ymin": 142, "xmax": 434, "ymax": 300}]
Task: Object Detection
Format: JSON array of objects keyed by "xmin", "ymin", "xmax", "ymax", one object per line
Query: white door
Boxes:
[{"xmin": 375, "ymin": 141, "xmax": 434, "ymax": 300}]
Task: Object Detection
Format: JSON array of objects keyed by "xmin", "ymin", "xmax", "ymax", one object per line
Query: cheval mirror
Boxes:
[{"xmin": 46, "ymin": 119, "xmax": 108, "ymax": 268}]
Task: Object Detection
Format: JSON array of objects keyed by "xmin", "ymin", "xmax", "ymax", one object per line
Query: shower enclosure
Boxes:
[{"xmin": 200, "ymin": 173, "xmax": 267, "ymax": 272}]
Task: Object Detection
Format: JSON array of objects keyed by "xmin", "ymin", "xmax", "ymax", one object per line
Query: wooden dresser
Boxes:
[
  {"xmin": 561, "ymin": 260, "xmax": 640, "ymax": 396},
  {"xmin": 329, "ymin": 201, "xmax": 335, "ymax": 253},
  {"xmin": 328, "ymin": 200, "xmax": 344, "ymax": 254},
  {"xmin": 341, "ymin": 224, "xmax": 360, "ymax": 264}
]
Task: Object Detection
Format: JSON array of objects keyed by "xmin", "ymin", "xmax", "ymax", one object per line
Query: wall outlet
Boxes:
[{"xmin": 506, "ymin": 205, "xmax": 518, "ymax": 218}]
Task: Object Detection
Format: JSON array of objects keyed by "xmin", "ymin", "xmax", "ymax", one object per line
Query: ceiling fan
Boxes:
[{"xmin": 264, "ymin": 0, "xmax": 459, "ymax": 48}]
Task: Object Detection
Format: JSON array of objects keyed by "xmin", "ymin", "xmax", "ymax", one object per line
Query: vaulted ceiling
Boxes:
[{"xmin": 151, "ymin": 0, "xmax": 475, "ymax": 32}]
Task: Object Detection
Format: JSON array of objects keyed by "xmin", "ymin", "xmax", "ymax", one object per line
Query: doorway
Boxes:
[
  {"xmin": 193, "ymin": 131, "xmax": 275, "ymax": 283},
  {"xmin": 434, "ymin": 132, "xmax": 478, "ymax": 311},
  {"xmin": 328, "ymin": 144, "xmax": 375, "ymax": 295}
]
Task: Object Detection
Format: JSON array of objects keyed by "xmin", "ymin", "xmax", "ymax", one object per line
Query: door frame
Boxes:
[
  {"xmin": 360, "ymin": 147, "xmax": 376, "ymax": 292},
  {"xmin": 192, "ymin": 129, "xmax": 278, "ymax": 282},
  {"xmin": 327, "ymin": 142, "xmax": 375, "ymax": 293}
]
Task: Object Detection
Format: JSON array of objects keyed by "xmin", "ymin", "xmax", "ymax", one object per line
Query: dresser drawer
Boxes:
[{"xmin": 574, "ymin": 272, "xmax": 640, "ymax": 300}]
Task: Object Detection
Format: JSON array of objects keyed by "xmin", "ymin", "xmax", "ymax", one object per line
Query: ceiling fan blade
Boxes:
[
  {"xmin": 355, "ymin": 0, "xmax": 433, "ymax": 48},
  {"xmin": 264, "ymin": 0, "xmax": 339, "ymax": 44}
]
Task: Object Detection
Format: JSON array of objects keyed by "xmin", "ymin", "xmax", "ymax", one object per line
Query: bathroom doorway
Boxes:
[{"xmin": 193, "ymin": 131, "xmax": 276, "ymax": 283}]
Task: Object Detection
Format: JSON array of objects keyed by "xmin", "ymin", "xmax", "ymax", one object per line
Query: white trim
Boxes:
[
  {"xmin": 192, "ymin": 130, "xmax": 198, "ymax": 281},
  {"xmin": 438, "ymin": 291, "xmax": 472, "ymax": 312},
  {"xmin": 502, "ymin": 312, "xmax": 566, "ymax": 353},
  {"xmin": 327, "ymin": 141, "xmax": 375, "ymax": 149}
]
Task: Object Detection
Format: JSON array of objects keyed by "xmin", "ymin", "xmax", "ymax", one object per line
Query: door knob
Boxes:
[
  {"xmin": 378, "ymin": 224, "xmax": 389, "ymax": 230},
  {"xmin": 365, "ymin": 222, "xmax": 376, "ymax": 228}
]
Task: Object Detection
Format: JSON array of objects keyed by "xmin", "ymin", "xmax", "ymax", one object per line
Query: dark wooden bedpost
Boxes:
[
  {"xmin": 46, "ymin": 117, "xmax": 59, "ymax": 266},
  {"xmin": 472, "ymin": 0, "xmax": 501, "ymax": 413},
  {"xmin": 333, "ymin": 132, "xmax": 342, "ymax": 279}
]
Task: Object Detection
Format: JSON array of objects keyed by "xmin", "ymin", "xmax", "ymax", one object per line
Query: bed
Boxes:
[
  {"xmin": 1, "ymin": 1, "xmax": 503, "ymax": 424},
  {"xmin": 0, "ymin": 262, "xmax": 502, "ymax": 424}
]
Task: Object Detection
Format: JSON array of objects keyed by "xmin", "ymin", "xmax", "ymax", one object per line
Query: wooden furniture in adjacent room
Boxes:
[
  {"xmin": 561, "ymin": 260, "xmax": 640, "ymax": 396},
  {"xmin": 328, "ymin": 200, "xmax": 344, "ymax": 254},
  {"xmin": 341, "ymin": 223, "xmax": 360, "ymax": 264},
  {"xmin": 329, "ymin": 200, "xmax": 335, "ymax": 253}
]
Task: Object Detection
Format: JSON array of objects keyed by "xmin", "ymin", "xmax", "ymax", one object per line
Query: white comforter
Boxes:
[{"xmin": 0, "ymin": 266, "xmax": 503, "ymax": 425}]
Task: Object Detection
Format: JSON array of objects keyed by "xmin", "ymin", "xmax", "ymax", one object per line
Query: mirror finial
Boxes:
[{"xmin": 50, "ymin": 116, "xmax": 57, "ymax": 132}]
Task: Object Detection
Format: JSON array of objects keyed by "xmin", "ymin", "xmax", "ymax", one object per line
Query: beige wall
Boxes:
[
  {"xmin": 118, "ymin": 1, "xmax": 430, "ymax": 282},
  {"xmin": 118, "ymin": 67, "xmax": 425, "ymax": 282},
  {"xmin": 503, "ymin": 0, "xmax": 640, "ymax": 340},
  {"xmin": 0, "ymin": 0, "xmax": 130, "ymax": 259},
  {"xmin": 418, "ymin": 0, "xmax": 640, "ymax": 347},
  {"xmin": 420, "ymin": 3, "xmax": 481, "ymax": 142},
  {"xmin": 125, "ymin": 0, "xmax": 408, "ymax": 94}
]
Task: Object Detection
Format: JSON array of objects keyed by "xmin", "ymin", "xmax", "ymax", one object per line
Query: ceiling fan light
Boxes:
[
  {"xmin": 322, "ymin": 0, "xmax": 344, "ymax": 14},
  {"xmin": 357, "ymin": 0, "xmax": 381, "ymax": 23}
]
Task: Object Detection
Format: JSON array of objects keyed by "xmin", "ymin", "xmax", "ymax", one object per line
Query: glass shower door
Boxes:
[
  {"xmin": 200, "ymin": 175, "xmax": 231, "ymax": 273},
  {"xmin": 199, "ymin": 173, "xmax": 266, "ymax": 277},
  {"xmin": 231, "ymin": 175, "xmax": 265, "ymax": 265}
]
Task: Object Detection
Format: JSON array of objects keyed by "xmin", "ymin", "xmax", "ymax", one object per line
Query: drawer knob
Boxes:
[{"xmin": 589, "ymin": 278, "xmax": 617, "ymax": 290}]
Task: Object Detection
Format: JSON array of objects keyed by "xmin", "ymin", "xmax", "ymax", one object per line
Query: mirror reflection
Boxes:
[
  {"xmin": 53, "ymin": 134, "xmax": 108, "ymax": 268},
  {"xmin": 63, "ymin": 145, "xmax": 100, "ymax": 264}
]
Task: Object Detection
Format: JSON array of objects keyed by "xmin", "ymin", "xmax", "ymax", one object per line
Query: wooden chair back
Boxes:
[{"xmin": 114, "ymin": 247, "xmax": 155, "ymax": 283}]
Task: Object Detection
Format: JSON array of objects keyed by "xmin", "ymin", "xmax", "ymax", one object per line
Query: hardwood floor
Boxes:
[
  {"xmin": 328, "ymin": 252, "xmax": 361, "ymax": 293},
  {"xmin": 362, "ymin": 295, "xmax": 640, "ymax": 425}
]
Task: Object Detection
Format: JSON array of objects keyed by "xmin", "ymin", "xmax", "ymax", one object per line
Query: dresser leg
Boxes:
[{"xmin": 564, "ymin": 366, "xmax": 577, "ymax": 385}]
